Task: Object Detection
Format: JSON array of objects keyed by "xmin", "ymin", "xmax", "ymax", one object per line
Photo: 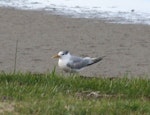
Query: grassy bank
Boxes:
[{"xmin": 0, "ymin": 71, "xmax": 149, "ymax": 115}]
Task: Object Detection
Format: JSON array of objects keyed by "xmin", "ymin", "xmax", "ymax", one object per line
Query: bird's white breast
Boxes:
[
  {"xmin": 58, "ymin": 59, "xmax": 67, "ymax": 68},
  {"xmin": 58, "ymin": 59, "xmax": 71, "ymax": 72}
]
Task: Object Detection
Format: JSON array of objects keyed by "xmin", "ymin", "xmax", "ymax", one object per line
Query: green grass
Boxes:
[{"xmin": 0, "ymin": 71, "xmax": 149, "ymax": 115}]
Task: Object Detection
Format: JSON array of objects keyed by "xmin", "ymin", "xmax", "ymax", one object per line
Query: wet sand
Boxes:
[{"xmin": 0, "ymin": 7, "xmax": 150, "ymax": 77}]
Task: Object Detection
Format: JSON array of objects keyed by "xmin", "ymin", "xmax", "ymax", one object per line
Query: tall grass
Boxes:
[
  {"xmin": 0, "ymin": 72, "xmax": 149, "ymax": 114},
  {"xmin": 13, "ymin": 39, "xmax": 19, "ymax": 73}
]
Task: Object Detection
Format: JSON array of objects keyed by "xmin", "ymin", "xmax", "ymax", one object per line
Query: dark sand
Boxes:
[{"xmin": 0, "ymin": 7, "xmax": 150, "ymax": 77}]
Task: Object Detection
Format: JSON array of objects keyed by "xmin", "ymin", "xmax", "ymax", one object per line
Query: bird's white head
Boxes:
[{"xmin": 52, "ymin": 51, "xmax": 70, "ymax": 59}]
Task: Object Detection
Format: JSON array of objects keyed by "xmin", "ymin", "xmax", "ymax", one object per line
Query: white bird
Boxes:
[{"xmin": 52, "ymin": 51, "xmax": 105, "ymax": 73}]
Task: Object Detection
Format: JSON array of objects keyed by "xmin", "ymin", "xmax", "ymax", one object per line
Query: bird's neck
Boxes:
[{"xmin": 59, "ymin": 55, "xmax": 70, "ymax": 63}]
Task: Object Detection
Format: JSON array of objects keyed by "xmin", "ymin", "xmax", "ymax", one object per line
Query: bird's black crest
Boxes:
[{"xmin": 63, "ymin": 51, "xmax": 69, "ymax": 54}]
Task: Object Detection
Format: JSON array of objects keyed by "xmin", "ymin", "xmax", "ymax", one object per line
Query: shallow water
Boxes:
[{"xmin": 0, "ymin": 0, "xmax": 150, "ymax": 25}]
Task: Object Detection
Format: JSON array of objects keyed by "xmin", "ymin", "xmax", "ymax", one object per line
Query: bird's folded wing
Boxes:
[
  {"xmin": 67, "ymin": 56, "xmax": 105, "ymax": 69},
  {"xmin": 67, "ymin": 59, "xmax": 90, "ymax": 69}
]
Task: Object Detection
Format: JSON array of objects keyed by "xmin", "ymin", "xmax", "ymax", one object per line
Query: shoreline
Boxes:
[{"xmin": 0, "ymin": 7, "xmax": 150, "ymax": 77}]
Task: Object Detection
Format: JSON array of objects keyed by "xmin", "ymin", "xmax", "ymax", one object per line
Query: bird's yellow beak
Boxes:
[{"xmin": 52, "ymin": 54, "xmax": 60, "ymax": 58}]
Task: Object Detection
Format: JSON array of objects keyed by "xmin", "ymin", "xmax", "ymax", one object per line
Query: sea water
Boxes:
[{"xmin": 0, "ymin": 0, "xmax": 150, "ymax": 25}]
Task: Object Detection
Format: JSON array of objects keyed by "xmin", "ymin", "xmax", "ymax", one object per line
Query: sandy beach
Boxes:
[{"xmin": 0, "ymin": 7, "xmax": 150, "ymax": 77}]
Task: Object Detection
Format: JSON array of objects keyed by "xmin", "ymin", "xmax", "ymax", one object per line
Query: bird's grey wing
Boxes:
[
  {"xmin": 67, "ymin": 56, "xmax": 91, "ymax": 69},
  {"xmin": 67, "ymin": 56, "xmax": 105, "ymax": 69},
  {"xmin": 87, "ymin": 56, "xmax": 105, "ymax": 65}
]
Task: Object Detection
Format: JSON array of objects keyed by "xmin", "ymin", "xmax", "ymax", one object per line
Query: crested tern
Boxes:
[{"xmin": 52, "ymin": 51, "xmax": 105, "ymax": 73}]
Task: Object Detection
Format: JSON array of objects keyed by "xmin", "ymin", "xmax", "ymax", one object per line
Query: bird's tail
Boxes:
[{"xmin": 88, "ymin": 56, "xmax": 105, "ymax": 65}]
